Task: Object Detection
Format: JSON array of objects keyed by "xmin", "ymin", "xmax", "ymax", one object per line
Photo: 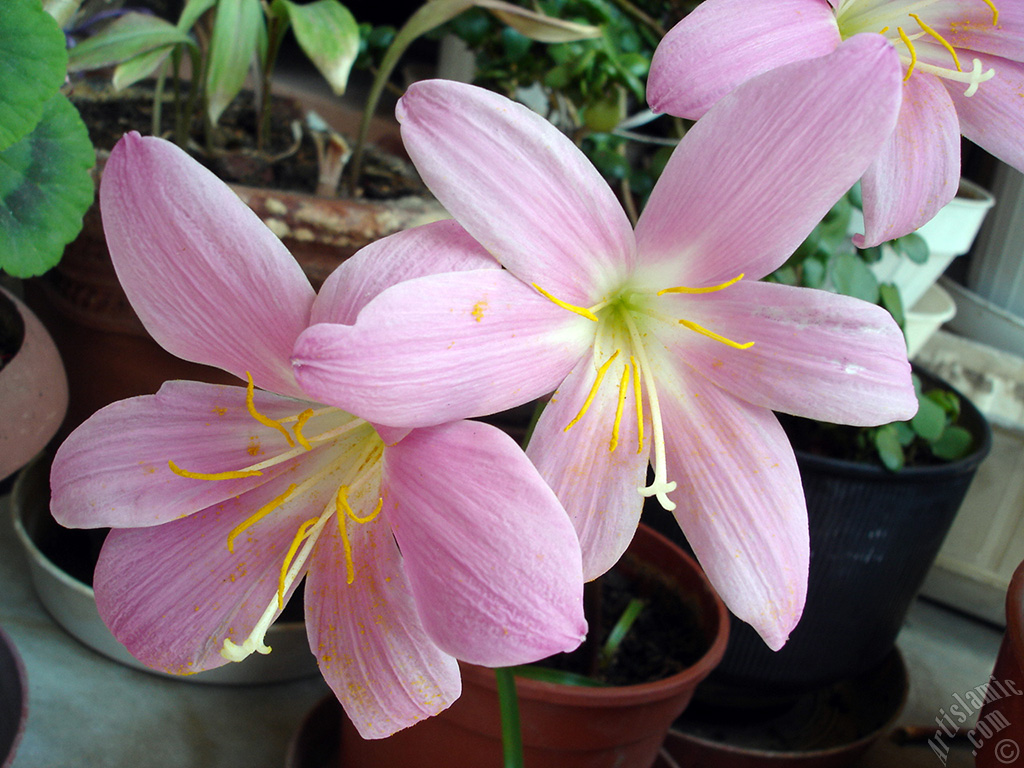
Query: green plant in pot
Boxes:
[{"xmin": 0, "ymin": 0, "xmax": 93, "ymax": 481}]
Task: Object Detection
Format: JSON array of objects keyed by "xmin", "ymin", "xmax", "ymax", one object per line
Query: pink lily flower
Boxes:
[
  {"xmin": 49, "ymin": 133, "xmax": 586, "ymax": 739},
  {"xmin": 647, "ymin": 0, "xmax": 1024, "ymax": 247},
  {"xmin": 290, "ymin": 38, "xmax": 918, "ymax": 651}
]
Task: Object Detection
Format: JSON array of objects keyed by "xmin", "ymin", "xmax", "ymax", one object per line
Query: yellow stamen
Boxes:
[
  {"xmin": 658, "ymin": 273, "xmax": 745, "ymax": 296},
  {"xmin": 335, "ymin": 487, "xmax": 383, "ymax": 584},
  {"xmin": 982, "ymin": 0, "xmax": 999, "ymax": 26},
  {"xmin": 879, "ymin": 25, "xmax": 890, "ymax": 34},
  {"xmin": 532, "ymin": 284, "xmax": 599, "ymax": 322},
  {"xmin": 631, "ymin": 356, "xmax": 644, "ymax": 455},
  {"xmin": 678, "ymin": 319, "xmax": 755, "ymax": 350},
  {"xmin": 168, "ymin": 460, "xmax": 262, "ymax": 481},
  {"xmin": 564, "ymin": 350, "xmax": 621, "ymax": 433},
  {"xmin": 246, "ymin": 372, "xmax": 294, "ymax": 447},
  {"xmin": 293, "ymin": 408, "xmax": 315, "ymax": 451},
  {"xmin": 897, "ymin": 26, "xmax": 918, "ymax": 80},
  {"xmin": 610, "ymin": 362, "xmax": 630, "ymax": 452},
  {"xmin": 909, "ymin": 13, "xmax": 962, "ymax": 71},
  {"xmin": 277, "ymin": 517, "xmax": 319, "ymax": 609},
  {"xmin": 226, "ymin": 483, "xmax": 297, "ymax": 553}
]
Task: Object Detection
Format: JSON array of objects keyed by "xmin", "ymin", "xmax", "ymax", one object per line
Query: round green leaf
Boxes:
[
  {"xmin": 911, "ymin": 394, "xmax": 947, "ymax": 442},
  {"xmin": 932, "ymin": 425, "xmax": 974, "ymax": 461},
  {"xmin": 0, "ymin": 0, "xmax": 68, "ymax": 151},
  {"xmin": 896, "ymin": 232, "xmax": 929, "ymax": 264},
  {"xmin": 874, "ymin": 424, "xmax": 905, "ymax": 472},
  {"xmin": 0, "ymin": 93, "xmax": 95, "ymax": 277},
  {"xmin": 831, "ymin": 252, "xmax": 880, "ymax": 304}
]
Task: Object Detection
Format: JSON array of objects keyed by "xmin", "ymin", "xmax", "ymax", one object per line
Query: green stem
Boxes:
[{"xmin": 495, "ymin": 666, "xmax": 525, "ymax": 768}]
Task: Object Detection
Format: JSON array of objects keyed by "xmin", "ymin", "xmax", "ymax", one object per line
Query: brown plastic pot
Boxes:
[
  {"xmin": 337, "ymin": 524, "xmax": 730, "ymax": 768},
  {"xmin": 975, "ymin": 559, "xmax": 1024, "ymax": 768}
]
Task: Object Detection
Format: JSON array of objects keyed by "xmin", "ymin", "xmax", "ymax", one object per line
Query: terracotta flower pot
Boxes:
[
  {"xmin": 336, "ymin": 524, "xmax": 730, "ymax": 768},
  {"xmin": 0, "ymin": 286, "xmax": 68, "ymax": 483}
]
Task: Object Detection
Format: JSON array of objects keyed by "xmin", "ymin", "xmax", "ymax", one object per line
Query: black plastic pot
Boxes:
[{"xmin": 645, "ymin": 366, "xmax": 991, "ymax": 704}]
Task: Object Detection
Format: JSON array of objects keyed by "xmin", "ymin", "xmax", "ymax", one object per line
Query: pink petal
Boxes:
[
  {"xmin": 648, "ymin": 0, "xmax": 840, "ymax": 118},
  {"xmin": 305, "ymin": 512, "xmax": 461, "ymax": 739},
  {"xmin": 100, "ymin": 133, "xmax": 314, "ymax": 397},
  {"xmin": 657, "ymin": 369, "xmax": 808, "ymax": 651},
  {"xmin": 661, "ymin": 281, "xmax": 916, "ymax": 426},
  {"xmin": 635, "ymin": 34, "xmax": 902, "ymax": 287},
  {"xmin": 526, "ymin": 353, "xmax": 650, "ymax": 581},
  {"xmin": 946, "ymin": 52, "xmax": 1024, "ymax": 173},
  {"xmin": 382, "ymin": 421, "xmax": 587, "ymax": 666},
  {"xmin": 397, "ymin": 80, "xmax": 636, "ymax": 305},
  {"xmin": 292, "ymin": 269, "xmax": 593, "ymax": 428},
  {"xmin": 93, "ymin": 477, "xmax": 322, "ymax": 674},
  {"xmin": 50, "ymin": 381, "xmax": 338, "ymax": 529},
  {"xmin": 311, "ymin": 219, "xmax": 498, "ymax": 326},
  {"xmin": 855, "ymin": 72, "xmax": 961, "ymax": 247}
]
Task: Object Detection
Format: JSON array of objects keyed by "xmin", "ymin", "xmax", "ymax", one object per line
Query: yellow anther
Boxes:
[
  {"xmin": 278, "ymin": 517, "xmax": 319, "ymax": 609},
  {"xmin": 293, "ymin": 408, "xmax": 315, "ymax": 451},
  {"xmin": 897, "ymin": 26, "xmax": 918, "ymax": 80},
  {"xmin": 909, "ymin": 13, "xmax": 962, "ymax": 71},
  {"xmin": 879, "ymin": 25, "xmax": 890, "ymax": 34},
  {"xmin": 337, "ymin": 486, "xmax": 383, "ymax": 524},
  {"xmin": 532, "ymin": 284, "xmax": 599, "ymax": 322},
  {"xmin": 246, "ymin": 372, "xmax": 294, "ymax": 447},
  {"xmin": 631, "ymin": 356, "xmax": 644, "ymax": 455},
  {"xmin": 564, "ymin": 350, "xmax": 621, "ymax": 433},
  {"xmin": 610, "ymin": 363, "xmax": 630, "ymax": 452},
  {"xmin": 658, "ymin": 273, "xmax": 745, "ymax": 296},
  {"xmin": 679, "ymin": 319, "xmax": 755, "ymax": 350},
  {"xmin": 227, "ymin": 483, "xmax": 298, "ymax": 553},
  {"xmin": 168, "ymin": 460, "xmax": 262, "ymax": 481}
]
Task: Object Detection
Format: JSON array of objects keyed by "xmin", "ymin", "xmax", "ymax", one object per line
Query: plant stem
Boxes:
[{"xmin": 495, "ymin": 667, "xmax": 525, "ymax": 768}]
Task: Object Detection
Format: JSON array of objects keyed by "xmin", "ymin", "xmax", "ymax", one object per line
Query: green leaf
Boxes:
[
  {"xmin": 112, "ymin": 44, "xmax": 178, "ymax": 91},
  {"xmin": 278, "ymin": 0, "xmax": 360, "ymax": 95},
  {"xmin": 67, "ymin": 12, "xmax": 192, "ymax": 72},
  {"xmin": 879, "ymin": 282, "xmax": 905, "ymax": 329},
  {"xmin": 894, "ymin": 421, "xmax": 917, "ymax": 447},
  {"xmin": 0, "ymin": 93, "xmax": 95, "ymax": 277},
  {"xmin": 932, "ymin": 425, "xmax": 974, "ymax": 461},
  {"xmin": 476, "ymin": 0, "xmax": 602, "ymax": 42},
  {"xmin": 896, "ymin": 232, "xmax": 929, "ymax": 264},
  {"xmin": 510, "ymin": 665, "xmax": 608, "ymax": 687},
  {"xmin": 831, "ymin": 252, "xmax": 880, "ymax": 303},
  {"xmin": 926, "ymin": 387, "xmax": 961, "ymax": 419},
  {"xmin": 0, "ymin": 0, "xmax": 68, "ymax": 151},
  {"xmin": 43, "ymin": 0, "xmax": 84, "ymax": 27},
  {"xmin": 179, "ymin": 0, "xmax": 217, "ymax": 30},
  {"xmin": 874, "ymin": 424, "xmax": 905, "ymax": 472},
  {"xmin": 802, "ymin": 257, "xmax": 826, "ymax": 289},
  {"xmin": 911, "ymin": 394, "xmax": 947, "ymax": 442},
  {"xmin": 206, "ymin": 0, "xmax": 264, "ymax": 125}
]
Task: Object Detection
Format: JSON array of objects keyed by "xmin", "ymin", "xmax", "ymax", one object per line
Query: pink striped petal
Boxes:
[
  {"xmin": 658, "ymin": 369, "xmax": 808, "ymax": 651},
  {"xmin": 648, "ymin": 0, "xmax": 840, "ymax": 118},
  {"xmin": 661, "ymin": 281, "xmax": 916, "ymax": 426},
  {"xmin": 526, "ymin": 354, "xmax": 650, "ymax": 581},
  {"xmin": 305, "ymin": 513, "xmax": 461, "ymax": 739},
  {"xmin": 93, "ymin": 477, "xmax": 321, "ymax": 674},
  {"xmin": 383, "ymin": 421, "xmax": 587, "ymax": 666},
  {"xmin": 855, "ymin": 72, "xmax": 961, "ymax": 247},
  {"xmin": 635, "ymin": 34, "xmax": 902, "ymax": 287},
  {"xmin": 311, "ymin": 219, "xmax": 498, "ymax": 326},
  {"xmin": 932, "ymin": 1, "xmax": 1024, "ymax": 61},
  {"xmin": 397, "ymin": 80, "xmax": 636, "ymax": 305},
  {"xmin": 946, "ymin": 53, "xmax": 1024, "ymax": 173},
  {"xmin": 100, "ymin": 133, "xmax": 314, "ymax": 397},
  {"xmin": 50, "ymin": 381, "xmax": 339, "ymax": 529},
  {"xmin": 292, "ymin": 270, "xmax": 593, "ymax": 428}
]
